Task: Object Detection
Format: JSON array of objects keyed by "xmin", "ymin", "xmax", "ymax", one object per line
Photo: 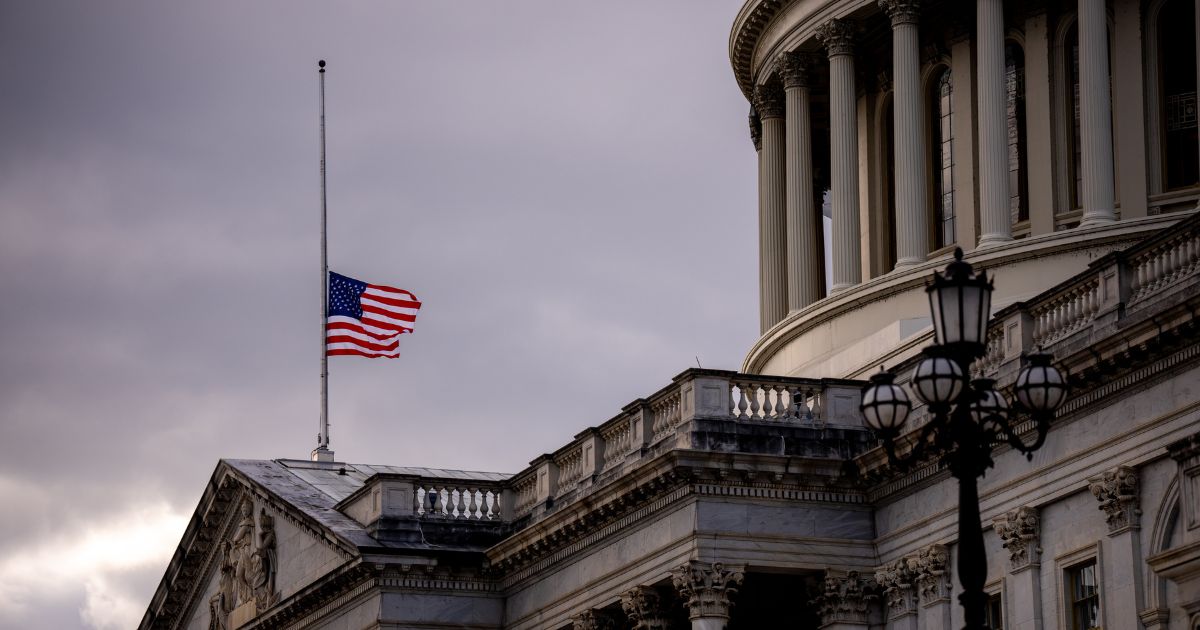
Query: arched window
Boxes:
[
  {"xmin": 1156, "ymin": 0, "xmax": 1198, "ymax": 191},
  {"xmin": 1006, "ymin": 40, "xmax": 1029, "ymax": 227},
  {"xmin": 1066, "ymin": 22, "xmax": 1083, "ymax": 210},
  {"xmin": 930, "ymin": 67, "xmax": 954, "ymax": 249}
]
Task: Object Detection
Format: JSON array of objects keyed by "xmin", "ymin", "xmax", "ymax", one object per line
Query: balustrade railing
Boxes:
[
  {"xmin": 415, "ymin": 479, "xmax": 506, "ymax": 521},
  {"xmin": 554, "ymin": 445, "xmax": 585, "ymax": 492},
  {"xmin": 649, "ymin": 390, "xmax": 682, "ymax": 442},
  {"xmin": 730, "ymin": 378, "xmax": 823, "ymax": 424},
  {"xmin": 1030, "ymin": 276, "xmax": 1100, "ymax": 348},
  {"xmin": 1129, "ymin": 229, "xmax": 1200, "ymax": 305},
  {"xmin": 599, "ymin": 416, "xmax": 632, "ymax": 471}
]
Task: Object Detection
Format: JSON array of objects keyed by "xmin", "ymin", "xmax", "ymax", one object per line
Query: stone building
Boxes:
[{"xmin": 141, "ymin": 0, "xmax": 1200, "ymax": 628}]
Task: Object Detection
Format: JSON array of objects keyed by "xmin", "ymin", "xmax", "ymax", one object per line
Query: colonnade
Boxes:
[{"xmin": 752, "ymin": 0, "xmax": 1118, "ymax": 333}]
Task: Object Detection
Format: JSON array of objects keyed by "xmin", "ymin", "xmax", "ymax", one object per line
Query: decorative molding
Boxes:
[
  {"xmin": 993, "ymin": 506, "xmax": 1041, "ymax": 571},
  {"xmin": 914, "ymin": 544, "xmax": 951, "ymax": 606},
  {"xmin": 752, "ymin": 81, "xmax": 785, "ymax": 119},
  {"xmin": 874, "ymin": 557, "xmax": 918, "ymax": 619},
  {"xmin": 815, "ymin": 19, "xmax": 858, "ymax": 58},
  {"xmin": 620, "ymin": 586, "xmax": 673, "ymax": 630},
  {"xmin": 671, "ymin": 561, "xmax": 744, "ymax": 621},
  {"xmin": 570, "ymin": 609, "xmax": 618, "ymax": 630},
  {"xmin": 815, "ymin": 569, "xmax": 875, "ymax": 625},
  {"xmin": 878, "ymin": 0, "xmax": 921, "ymax": 27},
  {"xmin": 778, "ymin": 52, "xmax": 815, "ymax": 90},
  {"xmin": 1090, "ymin": 465, "xmax": 1141, "ymax": 534},
  {"xmin": 748, "ymin": 108, "xmax": 762, "ymax": 152}
]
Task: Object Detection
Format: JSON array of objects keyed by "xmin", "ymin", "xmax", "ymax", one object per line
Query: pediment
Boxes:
[{"xmin": 139, "ymin": 460, "xmax": 363, "ymax": 630}]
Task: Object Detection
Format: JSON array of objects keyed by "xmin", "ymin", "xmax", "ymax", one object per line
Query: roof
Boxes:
[{"xmin": 224, "ymin": 458, "xmax": 512, "ymax": 550}]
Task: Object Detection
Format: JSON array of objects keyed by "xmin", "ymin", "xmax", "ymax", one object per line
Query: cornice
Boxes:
[
  {"xmin": 859, "ymin": 295, "xmax": 1200, "ymax": 503},
  {"xmin": 488, "ymin": 450, "xmax": 865, "ymax": 587}
]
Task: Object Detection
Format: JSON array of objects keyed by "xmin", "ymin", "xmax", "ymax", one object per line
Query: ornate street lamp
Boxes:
[{"xmin": 859, "ymin": 248, "xmax": 1068, "ymax": 630}]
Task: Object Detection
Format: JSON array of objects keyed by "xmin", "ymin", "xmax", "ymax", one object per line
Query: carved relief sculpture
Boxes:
[
  {"xmin": 571, "ymin": 609, "xmax": 617, "ymax": 630},
  {"xmin": 1089, "ymin": 465, "xmax": 1141, "ymax": 533},
  {"xmin": 671, "ymin": 561, "xmax": 744, "ymax": 621},
  {"xmin": 914, "ymin": 544, "xmax": 951, "ymax": 605},
  {"xmin": 814, "ymin": 569, "xmax": 875, "ymax": 625},
  {"xmin": 874, "ymin": 556, "xmax": 918, "ymax": 619},
  {"xmin": 207, "ymin": 498, "xmax": 281, "ymax": 630},
  {"xmin": 620, "ymin": 585, "xmax": 673, "ymax": 630},
  {"xmin": 993, "ymin": 506, "xmax": 1041, "ymax": 570}
]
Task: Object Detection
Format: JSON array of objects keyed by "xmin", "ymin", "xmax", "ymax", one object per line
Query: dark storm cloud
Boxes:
[{"xmin": 0, "ymin": 2, "xmax": 756, "ymax": 626}]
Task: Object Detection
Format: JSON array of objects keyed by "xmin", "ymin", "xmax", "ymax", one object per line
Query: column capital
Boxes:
[
  {"xmin": 993, "ymin": 506, "xmax": 1042, "ymax": 571},
  {"xmin": 814, "ymin": 569, "xmax": 876, "ymax": 626},
  {"xmin": 815, "ymin": 18, "xmax": 858, "ymax": 57},
  {"xmin": 571, "ymin": 609, "xmax": 618, "ymax": 630},
  {"xmin": 619, "ymin": 585, "xmax": 673, "ymax": 630},
  {"xmin": 671, "ymin": 561, "xmax": 744, "ymax": 621},
  {"xmin": 878, "ymin": 0, "xmax": 921, "ymax": 27},
  {"xmin": 914, "ymin": 544, "xmax": 951, "ymax": 606},
  {"xmin": 752, "ymin": 81, "xmax": 785, "ymax": 119},
  {"xmin": 748, "ymin": 107, "xmax": 762, "ymax": 151},
  {"xmin": 778, "ymin": 51, "xmax": 818, "ymax": 89},
  {"xmin": 1089, "ymin": 465, "xmax": 1141, "ymax": 535},
  {"xmin": 874, "ymin": 557, "xmax": 918, "ymax": 619}
]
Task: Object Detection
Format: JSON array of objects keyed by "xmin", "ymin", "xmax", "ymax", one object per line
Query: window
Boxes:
[
  {"xmin": 985, "ymin": 592, "xmax": 1004, "ymax": 630},
  {"xmin": 1006, "ymin": 41, "xmax": 1029, "ymax": 226},
  {"xmin": 1157, "ymin": 0, "xmax": 1199, "ymax": 191},
  {"xmin": 930, "ymin": 67, "xmax": 954, "ymax": 249},
  {"xmin": 1067, "ymin": 23, "xmax": 1083, "ymax": 210},
  {"xmin": 1066, "ymin": 560, "xmax": 1101, "ymax": 630}
]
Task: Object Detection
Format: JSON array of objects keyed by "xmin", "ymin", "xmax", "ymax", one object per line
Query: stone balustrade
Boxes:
[
  {"xmin": 1129, "ymin": 227, "xmax": 1200, "ymax": 306},
  {"xmin": 1029, "ymin": 275, "xmax": 1100, "ymax": 348},
  {"xmin": 415, "ymin": 479, "xmax": 506, "ymax": 521},
  {"xmin": 341, "ymin": 370, "xmax": 868, "ymax": 532}
]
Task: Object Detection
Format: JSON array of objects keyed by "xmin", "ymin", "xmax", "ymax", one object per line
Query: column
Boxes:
[
  {"xmin": 879, "ymin": 1, "xmax": 929, "ymax": 267},
  {"xmin": 620, "ymin": 585, "xmax": 675, "ymax": 630},
  {"xmin": 671, "ymin": 562, "xmax": 744, "ymax": 630},
  {"xmin": 994, "ymin": 507, "xmax": 1044, "ymax": 630},
  {"xmin": 875, "ymin": 558, "xmax": 918, "ymax": 630},
  {"xmin": 754, "ymin": 82, "xmax": 788, "ymax": 332},
  {"xmin": 779, "ymin": 52, "xmax": 824, "ymax": 308},
  {"xmin": 1077, "ymin": 0, "xmax": 1116, "ymax": 224},
  {"xmin": 976, "ymin": 0, "xmax": 1014, "ymax": 246},
  {"xmin": 816, "ymin": 19, "xmax": 863, "ymax": 292},
  {"xmin": 815, "ymin": 570, "xmax": 874, "ymax": 629},
  {"xmin": 915, "ymin": 545, "xmax": 952, "ymax": 630},
  {"xmin": 1089, "ymin": 466, "xmax": 1144, "ymax": 628}
]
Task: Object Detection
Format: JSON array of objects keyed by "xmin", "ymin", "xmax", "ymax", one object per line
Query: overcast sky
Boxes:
[{"xmin": 0, "ymin": 2, "xmax": 766, "ymax": 627}]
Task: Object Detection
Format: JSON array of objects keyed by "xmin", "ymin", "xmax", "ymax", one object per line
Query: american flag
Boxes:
[{"xmin": 326, "ymin": 271, "xmax": 421, "ymax": 358}]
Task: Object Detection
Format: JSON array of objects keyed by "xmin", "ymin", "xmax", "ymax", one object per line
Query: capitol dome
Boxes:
[{"xmin": 732, "ymin": 0, "xmax": 1198, "ymax": 378}]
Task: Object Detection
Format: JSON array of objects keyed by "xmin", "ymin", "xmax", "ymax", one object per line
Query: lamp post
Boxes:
[{"xmin": 859, "ymin": 248, "xmax": 1068, "ymax": 630}]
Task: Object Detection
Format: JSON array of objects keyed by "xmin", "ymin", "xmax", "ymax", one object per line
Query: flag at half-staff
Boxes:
[{"xmin": 325, "ymin": 271, "xmax": 421, "ymax": 358}]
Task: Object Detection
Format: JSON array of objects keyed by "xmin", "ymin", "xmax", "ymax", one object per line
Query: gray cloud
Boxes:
[{"xmin": 0, "ymin": 1, "xmax": 756, "ymax": 626}]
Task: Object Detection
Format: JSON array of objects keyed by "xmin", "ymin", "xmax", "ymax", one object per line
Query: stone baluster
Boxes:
[
  {"xmin": 816, "ymin": 19, "xmax": 863, "ymax": 292},
  {"xmin": 1078, "ymin": 0, "xmax": 1116, "ymax": 224},
  {"xmin": 672, "ymin": 562, "xmax": 744, "ymax": 630},
  {"xmin": 993, "ymin": 506, "xmax": 1043, "ymax": 630},
  {"xmin": 814, "ymin": 569, "xmax": 875, "ymax": 629},
  {"xmin": 620, "ymin": 585, "xmax": 675, "ymax": 630},
  {"xmin": 779, "ymin": 51, "xmax": 824, "ymax": 308},
  {"xmin": 755, "ymin": 81, "xmax": 789, "ymax": 333},
  {"xmin": 879, "ymin": 1, "xmax": 930, "ymax": 266},
  {"xmin": 875, "ymin": 557, "xmax": 918, "ymax": 630},
  {"xmin": 1089, "ymin": 465, "xmax": 1143, "ymax": 629},
  {"xmin": 976, "ymin": 0, "xmax": 1014, "ymax": 246}
]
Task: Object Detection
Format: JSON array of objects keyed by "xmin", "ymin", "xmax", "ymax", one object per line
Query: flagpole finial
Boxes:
[{"xmin": 318, "ymin": 59, "xmax": 326, "ymax": 73}]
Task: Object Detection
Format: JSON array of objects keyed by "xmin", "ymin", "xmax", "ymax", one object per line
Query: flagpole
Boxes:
[{"xmin": 313, "ymin": 59, "xmax": 334, "ymax": 462}]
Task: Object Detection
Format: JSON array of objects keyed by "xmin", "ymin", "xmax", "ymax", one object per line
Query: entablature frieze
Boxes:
[{"xmin": 487, "ymin": 450, "xmax": 866, "ymax": 587}]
